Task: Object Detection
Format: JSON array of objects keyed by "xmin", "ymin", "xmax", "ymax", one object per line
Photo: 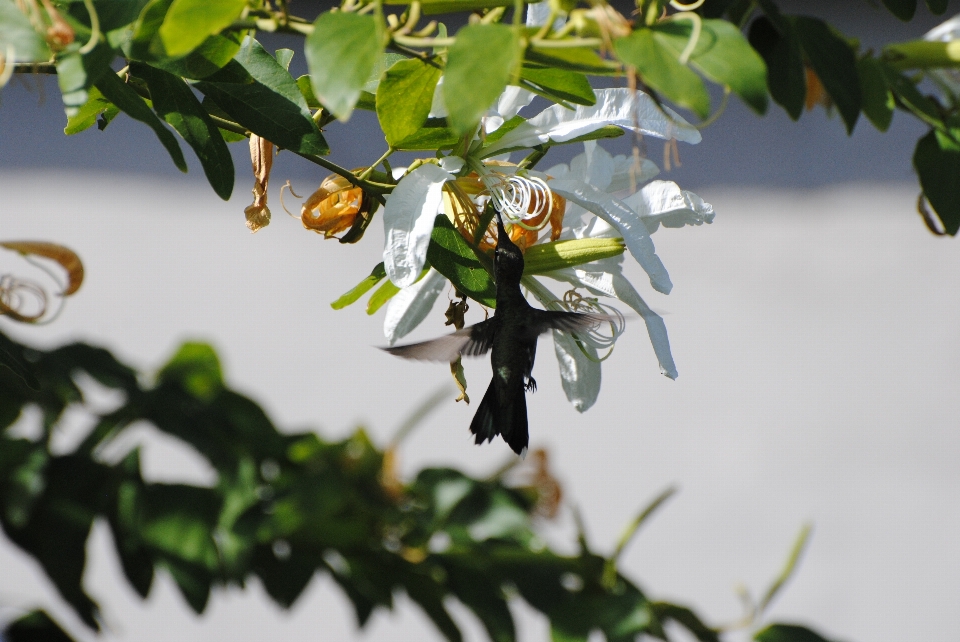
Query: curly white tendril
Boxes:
[
  {"xmin": 484, "ymin": 173, "xmax": 553, "ymax": 232},
  {"xmin": 561, "ymin": 290, "xmax": 626, "ymax": 361}
]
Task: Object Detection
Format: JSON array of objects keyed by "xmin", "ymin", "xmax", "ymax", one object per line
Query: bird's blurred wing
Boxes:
[
  {"xmin": 381, "ymin": 319, "xmax": 497, "ymax": 362},
  {"xmin": 528, "ymin": 311, "xmax": 607, "ymax": 338}
]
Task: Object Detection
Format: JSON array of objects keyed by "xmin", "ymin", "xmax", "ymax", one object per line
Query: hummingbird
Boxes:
[{"xmin": 382, "ymin": 209, "xmax": 604, "ymax": 457}]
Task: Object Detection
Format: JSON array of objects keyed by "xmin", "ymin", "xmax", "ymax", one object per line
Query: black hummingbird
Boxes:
[{"xmin": 382, "ymin": 209, "xmax": 603, "ymax": 456}]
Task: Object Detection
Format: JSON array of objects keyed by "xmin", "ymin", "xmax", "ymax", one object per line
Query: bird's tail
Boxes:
[{"xmin": 469, "ymin": 379, "xmax": 529, "ymax": 457}]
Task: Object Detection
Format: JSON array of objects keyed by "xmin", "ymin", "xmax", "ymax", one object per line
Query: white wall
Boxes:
[{"xmin": 1, "ymin": 173, "xmax": 958, "ymax": 642}]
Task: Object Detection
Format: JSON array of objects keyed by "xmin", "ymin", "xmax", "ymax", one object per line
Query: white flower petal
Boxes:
[
  {"xmin": 383, "ymin": 164, "xmax": 453, "ymax": 287},
  {"xmin": 483, "ymin": 88, "xmax": 700, "ymax": 156},
  {"xmin": 439, "ymin": 156, "xmax": 465, "ymax": 173},
  {"xmin": 496, "ymin": 85, "xmax": 536, "ymax": 121},
  {"xmin": 429, "ymin": 76, "xmax": 447, "ymax": 118},
  {"xmin": 384, "ymin": 269, "xmax": 448, "ymax": 344},
  {"xmin": 524, "ymin": 276, "xmax": 602, "ymax": 411},
  {"xmin": 552, "ymin": 329, "xmax": 602, "ymax": 412},
  {"xmin": 624, "ymin": 180, "xmax": 716, "ymax": 233},
  {"xmin": 549, "ymin": 178, "xmax": 673, "ymax": 294},
  {"xmin": 607, "ymin": 156, "xmax": 660, "ymax": 194},
  {"xmin": 580, "ymin": 140, "xmax": 615, "ymax": 191},
  {"xmin": 543, "ymin": 261, "xmax": 678, "ymax": 380}
]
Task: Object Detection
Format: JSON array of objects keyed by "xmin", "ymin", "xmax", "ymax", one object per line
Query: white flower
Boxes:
[
  {"xmin": 924, "ymin": 14, "xmax": 960, "ymax": 98},
  {"xmin": 382, "ymin": 87, "xmax": 700, "ymax": 289}
]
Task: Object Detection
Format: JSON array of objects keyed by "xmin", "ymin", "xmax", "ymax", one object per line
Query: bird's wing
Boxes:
[
  {"xmin": 381, "ymin": 318, "xmax": 498, "ymax": 362},
  {"xmin": 527, "ymin": 310, "xmax": 607, "ymax": 338}
]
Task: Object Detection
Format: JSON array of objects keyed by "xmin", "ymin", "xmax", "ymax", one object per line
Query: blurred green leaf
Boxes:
[
  {"xmin": 377, "ymin": 58, "xmax": 443, "ymax": 146},
  {"xmin": 926, "ymin": 0, "xmax": 948, "ymax": 13},
  {"xmin": 650, "ymin": 602, "xmax": 720, "ymax": 642},
  {"xmin": 94, "ymin": 69, "xmax": 188, "ymax": 172},
  {"xmin": 306, "ymin": 12, "xmax": 383, "ymax": 121},
  {"xmin": 4, "ymin": 610, "xmax": 76, "ymax": 642},
  {"xmin": 157, "ymin": 342, "xmax": 223, "ymax": 400},
  {"xmin": 158, "ymin": 0, "xmax": 246, "ymax": 57},
  {"xmin": 755, "ymin": 623, "xmax": 839, "ymax": 642},
  {"xmin": 794, "ymin": 17, "xmax": 861, "ymax": 133},
  {"xmin": 0, "ymin": 0, "xmax": 51, "ymax": 63},
  {"xmin": 614, "ymin": 28, "xmax": 711, "ymax": 119},
  {"xmin": 0, "ymin": 330, "xmax": 39, "ymax": 390},
  {"xmin": 427, "ymin": 216, "xmax": 497, "ymax": 307},
  {"xmin": 195, "ymin": 37, "xmax": 329, "ymax": 156},
  {"xmin": 748, "ymin": 15, "xmax": 805, "ymax": 119},
  {"xmin": 882, "ymin": 0, "xmax": 916, "ymax": 21},
  {"xmin": 444, "ymin": 24, "xmax": 521, "ymax": 134},
  {"xmin": 857, "ymin": 56, "xmax": 894, "ymax": 132},
  {"xmin": 134, "ymin": 63, "xmax": 234, "ymax": 199},
  {"xmin": 914, "ymin": 129, "xmax": 960, "ymax": 235}
]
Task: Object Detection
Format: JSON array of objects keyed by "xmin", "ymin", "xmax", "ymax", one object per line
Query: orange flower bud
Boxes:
[{"xmin": 301, "ymin": 173, "xmax": 367, "ymax": 239}]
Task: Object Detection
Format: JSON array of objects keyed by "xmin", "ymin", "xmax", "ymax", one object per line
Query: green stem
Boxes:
[{"xmin": 359, "ymin": 147, "xmax": 395, "ymax": 180}]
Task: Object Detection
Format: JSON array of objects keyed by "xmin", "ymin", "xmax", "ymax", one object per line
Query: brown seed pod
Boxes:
[{"xmin": 1, "ymin": 241, "xmax": 84, "ymax": 295}]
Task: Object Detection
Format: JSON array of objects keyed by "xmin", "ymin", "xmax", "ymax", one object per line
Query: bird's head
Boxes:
[{"xmin": 494, "ymin": 209, "xmax": 525, "ymax": 283}]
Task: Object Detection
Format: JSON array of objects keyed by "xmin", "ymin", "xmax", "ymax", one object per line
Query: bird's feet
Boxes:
[{"xmin": 524, "ymin": 376, "xmax": 537, "ymax": 393}]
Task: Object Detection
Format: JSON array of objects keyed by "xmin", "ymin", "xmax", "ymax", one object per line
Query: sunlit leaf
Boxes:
[
  {"xmin": 306, "ymin": 12, "xmax": 383, "ymax": 121},
  {"xmin": 158, "ymin": 0, "xmax": 246, "ymax": 57},
  {"xmin": 444, "ymin": 24, "xmax": 521, "ymax": 134},
  {"xmin": 614, "ymin": 28, "xmax": 711, "ymax": 118},
  {"xmin": 427, "ymin": 216, "xmax": 497, "ymax": 307},
  {"xmin": 377, "ymin": 58, "xmax": 443, "ymax": 146}
]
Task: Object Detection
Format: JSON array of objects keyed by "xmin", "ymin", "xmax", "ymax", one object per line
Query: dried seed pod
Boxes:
[
  {"xmin": 0, "ymin": 241, "xmax": 84, "ymax": 295},
  {"xmin": 301, "ymin": 172, "xmax": 373, "ymax": 240}
]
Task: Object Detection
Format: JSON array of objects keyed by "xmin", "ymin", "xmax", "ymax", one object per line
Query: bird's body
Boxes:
[{"xmin": 383, "ymin": 210, "xmax": 602, "ymax": 456}]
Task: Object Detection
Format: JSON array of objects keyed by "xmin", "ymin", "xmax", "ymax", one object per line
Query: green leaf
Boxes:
[
  {"xmin": 275, "ymin": 48, "xmax": 294, "ymax": 71},
  {"xmin": 880, "ymin": 61, "xmax": 943, "ymax": 130},
  {"xmin": 444, "ymin": 24, "xmax": 521, "ymax": 134},
  {"xmin": 755, "ymin": 623, "xmax": 838, "ymax": 642},
  {"xmin": 650, "ymin": 602, "xmax": 720, "ymax": 642},
  {"xmin": 195, "ymin": 37, "xmax": 329, "ymax": 156},
  {"xmin": 748, "ymin": 15, "xmax": 804, "ymax": 119},
  {"xmin": 94, "ymin": 70, "xmax": 188, "ymax": 172},
  {"xmin": 519, "ymin": 68, "xmax": 596, "ymax": 106},
  {"xmin": 882, "ymin": 0, "xmax": 916, "ymax": 21},
  {"xmin": 793, "ymin": 17, "xmax": 860, "ymax": 133},
  {"xmin": 158, "ymin": 0, "xmax": 246, "ymax": 57},
  {"xmin": 157, "ymin": 342, "xmax": 224, "ymax": 400},
  {"xmin": 64, "ymin": 85, "xmax": 120, "ymax": 135},
  {"xmin": 331, "ymin": 263, "xmax": 387, "ymax": 309},
  {"xmin": 0, "ymin": 331, "xmax": 39, "ymax": 390},
  {"xmin": 614, "ymin": 28, "xmax": 711, "ymax": 119},
  {"xmin": 55, "ymin": 42, "xmax": 116, "ymax": 117},
  {"xmin": 525, "ymin": 46, "xmax": 620, "ymax": 75},
  {"xmin": 394, "ymin": 118, "xmax": 460, "ymax": 151},
  {"xmin": 306, "ymin": 12, "xmax": 383, "ymax": 121},
  {"xmin": 427, "ymin": 216, "xmax": 497, "ymax": 307},
  {"xmin": 926, "ymin": 0, "xmax": 948, "ymax": 13},
  {"xmin": 134, "ymin": 63, "xmax": 234, "ymax": 199},
  {"xmin": 367, "ymin": 278, "xmax": 404, "ymax": 314},
  {"xmin": 151, "ymin": 33, "xmax": 242, "ymax": 79},
  {"xmin": 4, "ymin": 610, "xmax": 76, "ymax": 642},
  {"xmin": 377, "ymin": 58, "xmax": 443, "ymax": 146},
  {"xmin": 0, "ymin": 0, "xmax": 51, "ymax": 63},
  {"xmin": 914, "ymin": 129, "xmax": 960, "ymax": 235},
  {"xmin": 654, "ymin": 19, "xmax": 768, "ymax": 114},
  {"xmin": 857, "ymin": 56, "xmax": 893, "ymax": 132}
]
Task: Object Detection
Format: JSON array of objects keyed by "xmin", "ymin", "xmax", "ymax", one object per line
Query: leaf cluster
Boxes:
[{"xmin": 0, "ymin": 329, "xmax": 837, "ymax": 642}]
